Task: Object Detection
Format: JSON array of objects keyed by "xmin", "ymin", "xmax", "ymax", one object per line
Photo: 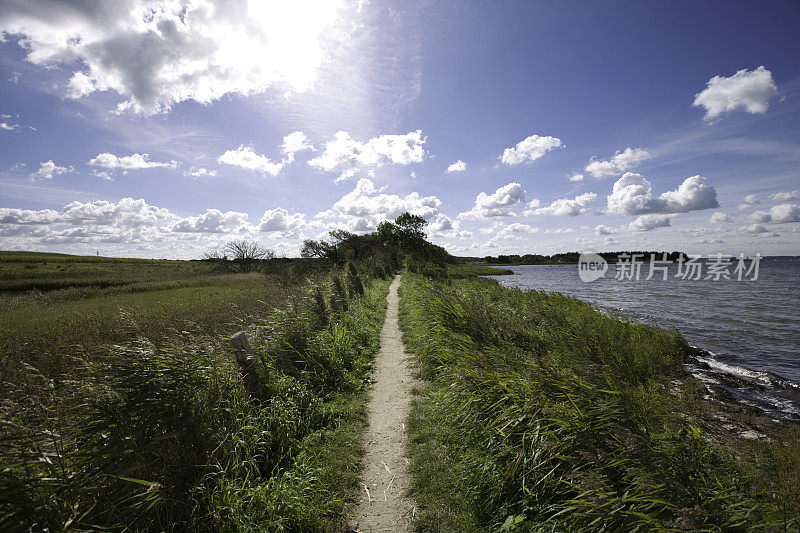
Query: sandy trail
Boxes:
[{"xmin": 353, "ymin": 275, "xmax": 417, "ymax": 532}]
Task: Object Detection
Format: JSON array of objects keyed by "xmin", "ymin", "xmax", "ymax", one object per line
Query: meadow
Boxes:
[
  {"xmin": 399, "ymin": 272, "xmax": 800, "ymax": 531},
  {"xmin": 0, "ymin": 251, "xmax": 395, "ymax": 530},
  {"xmin": 0, "ymin": 252, "xmax": 307, "ymax": 389}
]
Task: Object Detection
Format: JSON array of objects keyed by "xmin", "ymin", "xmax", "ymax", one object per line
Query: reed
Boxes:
[
  {"xmin": 399, "ymin": 272, "xmax": 800, "ymax": 531},
  {"xmin": 0, "ymin": 266, "xmax": 393, "ymax": 531}
]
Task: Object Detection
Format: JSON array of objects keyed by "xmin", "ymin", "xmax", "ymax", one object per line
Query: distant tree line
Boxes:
[{"xmin": 480, "ymin": 251, "xmax": 688, "ymax": 265}]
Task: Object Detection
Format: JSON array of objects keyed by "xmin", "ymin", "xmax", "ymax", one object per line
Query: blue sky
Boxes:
[{"xmin": 1, "ymin": 0, "xmax": 799, "ymax": 258}]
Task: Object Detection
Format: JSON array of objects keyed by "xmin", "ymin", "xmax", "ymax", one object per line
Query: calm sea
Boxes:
[{"xmin": 486, "ymin": 257, "xmax": 800, "ymax": 421}]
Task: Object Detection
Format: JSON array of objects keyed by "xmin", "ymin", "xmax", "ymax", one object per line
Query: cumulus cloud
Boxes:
[
  {"xmin": 585, "ymin": 147, "xmax": 651, "ymax": 178},
  {"xmin": 770, "ymin": 190, "xmax": 798, "ymax": 202},
  {"xmin": 327, "ymin": 178, "xmax": 441, "ymax": 232},
  {"xmin": 171, "ymin": 209, "xmax": 250, "ymax": 233},
  {"xmin": 750, "ymin": 203, "xmax": 800, "ymax": 224},
  {"xmin": 629, "ymin": 214, "xmax": 671, "ymax": 232},
  {"xmin": 89, "ymin": 152, "xmax": 174, "ymax": 170},
  {"xmin": 258, "ymin": 207, "xmax": 310, "ymax": 238},
  {"xmin": 281, "ymin": 131, "xmax": 314, "ymax": 163},
  {"xmin": 30, "ymin": 160, "xmax": 71, "ymax": 180},
  {"xmin": 568, "ymin": 172, "xmax": 584, "ymax": 182},
  {"xmin": 427, "ymin": 214, "xmax": 472, "ymax": 239},
  {"xmin": 693, "ymin": 66, "xmax": 778, "ymax": 123},
  {"xmin": 749, "ymin": 210, "xmax": 772, "ymax": 223},
  {"xmin": 490, "ymin": 222, "xmax": 540, "ymax": 240},
  {"xmin": 459, "ymin": 182, "xmax": 526, "ymax": 219},
  {"xmin": 740, "ymin": 223, "xmax": 771, "ymax": 235},
  {"xmin": 525, "ymin": 192, "xmax": 597, "ymax": 216},
  {"xmin": 709, "ymin": 212, "xmax": 733, "ymax": 224},
  {"xmin": 308, "ymin": 130, "xmax": 426, "ymax": 182},
  {"xmin": 446, "ymin": 160, "xmax": 466, "ymax": 173},
  {"xmin": 737, "ymin": 194, "xmax": 760, "ymax": 210},
  {"xmin": 59, "ymin": 197, "xmax": 174, "ymax": 227},
  {"xmin": 500, "ymin": 134, "xmax": 563, "ymax": 165},
  {"xmin": 0, "ymin": 0, "xmax": 354, "ymax": 113},
  {"xmin": 0, "ymin": 197, "xmax": 322, "ymax": 251},
  {"xmin": 218, "ymin": 145, "xmax": 283, "ymax": 176},
  {"xmin": 606, "ymin": 173, "xmax": 718, "ymax": 216},
  {"xmin": 0, "ymin": 207, "xmax": 59, "ymax": 225},
  {"xmin": 770, "ymin": 203, "xmax": 800, "ymax": 223},
  {"xmin": 595, "ymin": 224, "xmax": 616, "ymax": 235}
]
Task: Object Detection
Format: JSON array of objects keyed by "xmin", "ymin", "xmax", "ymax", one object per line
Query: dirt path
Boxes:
[{"xmin": 353, "ymin": 275, "xmax": 417, "ymax": 532}]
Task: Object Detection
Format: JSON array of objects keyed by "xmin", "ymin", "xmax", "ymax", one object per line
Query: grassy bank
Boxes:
[
  {"xmin": 399, "ymin": 273, "xmax": 800, "ymax": 531},
  {"xmin": 447, "ymin": 264, "xmax": 515, "ymax": 279},
  {"xmin": 1, "ymin": 259, "xmax": 393, "ymax": 531}
]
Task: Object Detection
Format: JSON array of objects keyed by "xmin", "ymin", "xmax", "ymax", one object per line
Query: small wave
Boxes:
[{"xmin": 694, "ymin": 354, "xmax": 774, "ymax": 387}]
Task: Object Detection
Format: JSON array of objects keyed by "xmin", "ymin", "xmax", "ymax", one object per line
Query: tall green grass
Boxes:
[
  {"xmin": 447, "ymin": 265, "xmax": 515, "ymax": 279},
  {"xmin": 1, "ymin": 265, "xmax": 392, "ymax": 531},
  {"xmin": 399, "ymin": 273, "xmax": 799, "ymax": 531}
]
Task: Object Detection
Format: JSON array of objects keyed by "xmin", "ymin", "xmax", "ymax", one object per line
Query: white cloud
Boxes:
[
  {"xmin": 183, "ymin": 167, "xmax": 217, "ymax": 178},
  {"xmin": 743, "ymin": 194, "xmax": 759, "ymax": 204},
  {"xmin": 595, "ymin": 224, "xmax": 615, "ymax": 235},
  {"xmin": 328, "ymin": 178, "xmax": 441, "ymax": 232},
  {"xmin": 770, "ymin": 190, "xmax": 798, "ymax": 202},
  {"xmin": 629, "ymin": 214, "xmax": 671, "ymax": 232},
  {"xmin": 525, "ymin": 192, "xmax": 597, "ymax": 216},
  {"xmin": 740, "ymin": 223, "xmax": 771, "ymax": 235},
  {"xmin": 500, "ymin": 134, "xmax": 563, "ymax": 165},
  {"xmin": 770, "ymin": 203, "xmax": 800, "ymax": 223},
  {"xmin": 0, "ymin": 207, "xmax": 59, "ymax": 225},
  {"xmin": 258, "ymin": 207, "xmax": 310, "ymax": 238},
  {"xmin": 0, "ymin": 0, "xmax": 354, "ymax": 114},
  {"xmin": 59, "ymin": 198, "xmax": 174, "ymax": 227},
  {"xmin": 281, "ymin": 131, "xmax": 314, "ymax": 163},
  {"xmin": 0, "ymin": 197, "xmax": 319, "ymax": 251},
  {"xmin": 693, "ymin": 66, "xmax": 778, "ymax": 123},
  {"xmin": 446, "ymin": 160, "xmax": 466, "ymax": 173},
  {"xmin": 749, "ymin": 210, "xmax": 772, "ymax": 223},
  {"xmin": 0, "ymin": 114, "xmax": 35, "ymax": 133},
  {"xmin": 492, "ymin": 222, "xmax": 539, "ymax": 240},
  {"xmin": 606, "ymin": 173, "xmax": 718, "ymax": 216},
  {"xmin": 568, "ymin": 172, "xmax": 584, "ymax": 182},
  {"xmin": 709, "ymin": 212, "xmax": 733, "ymax": 224},
  {"xmin": 171, "ymin": 209, "xmax": 250, "ymax": 233},
  {"xmin": 737, "ymin": 194, "xmax": 761, "ymax": 210},
  {"xmin": 30, "ymin": 160, "xmax": 71, "ymax": 180},
  {"xmin": 751, "ymin": 203, "xmax": 800, "ymax": 224},
  {"xmin": 585, "ymin": 147, "xmax": 651, "ymax": 178},
  {"xmin": 218, "ymin": 145, "xmax": 283, "ymax": 176},
  {"xmin": 89, "ymin": 152, "xmax": 173, "ymax": 170},
  {"xmin": 459, "ymin": 182, "xmax": 526, "ymax": 219},
  {"xmin": 308, "ymin": 130, "xmax": 426, "ymax": 182},
  {"xmin": 427, "ymin": 214, "xmax": 472, "ymax": 239}
]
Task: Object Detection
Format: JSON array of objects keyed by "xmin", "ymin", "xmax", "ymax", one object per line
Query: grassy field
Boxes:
[
  {"xmin": 0, "ymin": 252, "xmax": 394, "ymax": 531},
  {"xmin": 0, "ymin": 252, "xmax": 310, "ymax": 392},
  {"xmin": 399, "ymin": 273, "xmax": 800, "ymax": 531},
  {"xmin": 0, "ymin": 251, "xmax": 217, "ymax": 292}
]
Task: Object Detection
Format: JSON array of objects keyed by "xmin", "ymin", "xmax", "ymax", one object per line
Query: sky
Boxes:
[{"xmin": 1, "ymin": 0, "xmax": 799, "ymax": 259}]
